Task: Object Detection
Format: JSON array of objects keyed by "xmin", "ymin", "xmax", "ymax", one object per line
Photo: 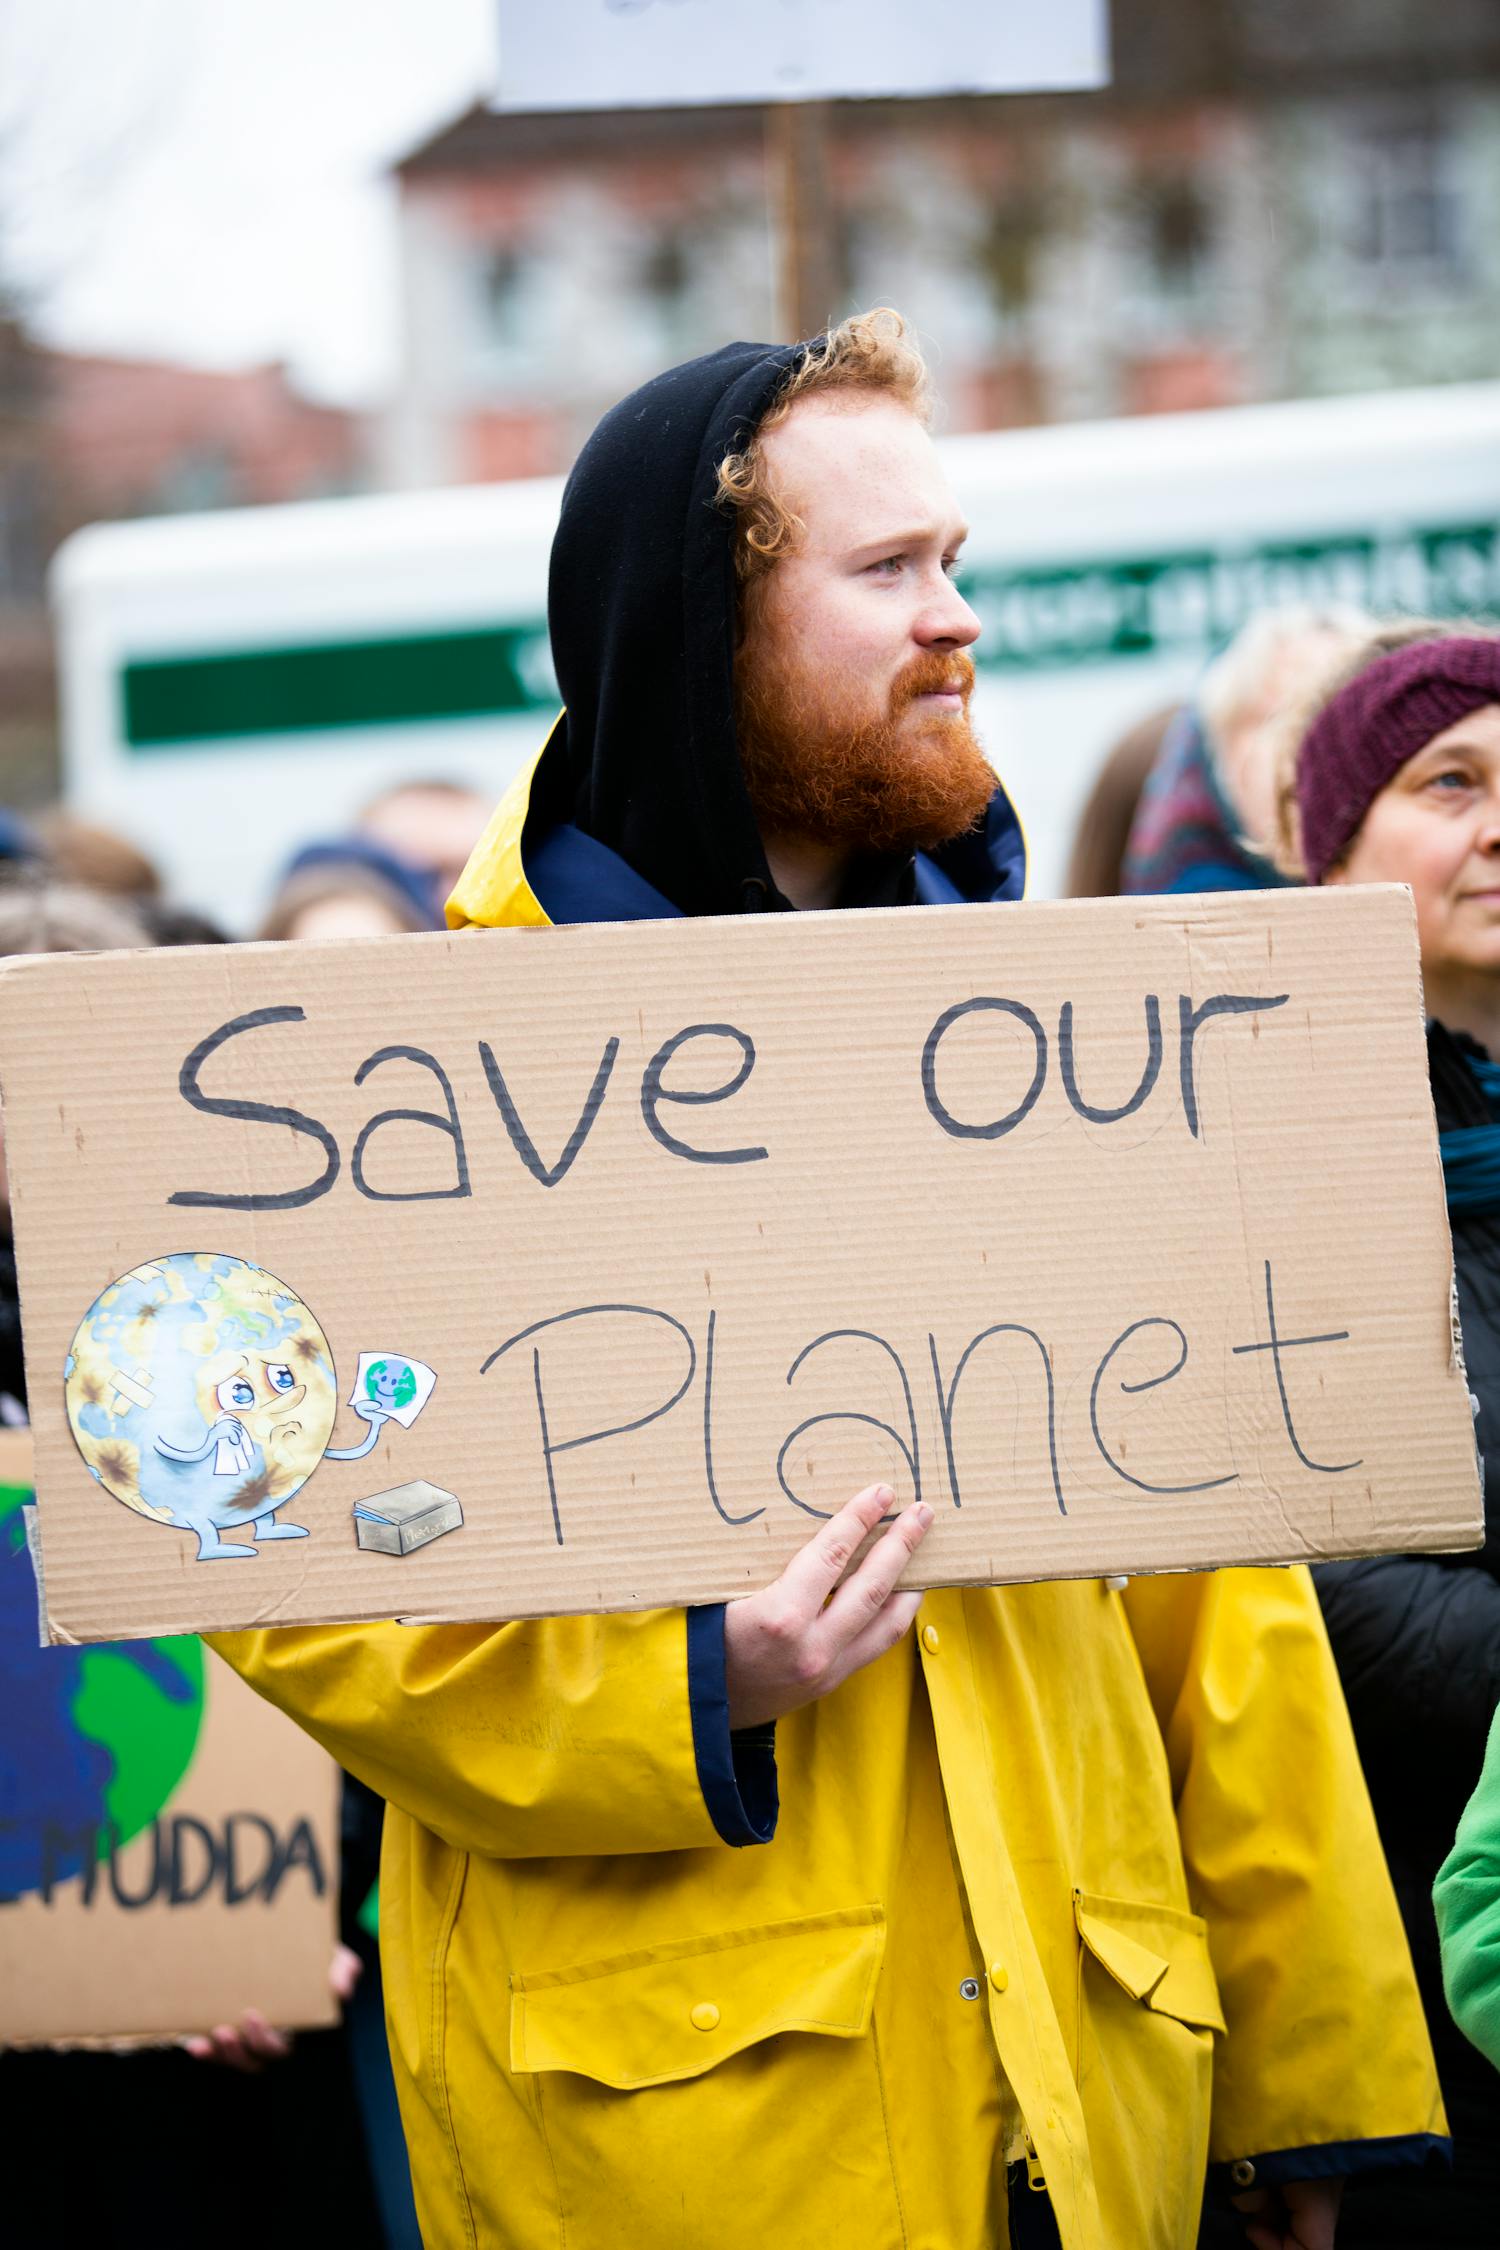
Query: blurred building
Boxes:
[
  {"xmin": 0, "ymin": 333, "xmax": 365, "ymax": 803},
  {"xmin": 0, "ymin": 312, "xmax": 58, "ymax": 801},
  {"xmin": 380, "ymin": 0, "xmax": 1500, "ymax": 483},
  {"xmin": 44, "ymin": 353, "xmax": 364, "ymax": 538}
]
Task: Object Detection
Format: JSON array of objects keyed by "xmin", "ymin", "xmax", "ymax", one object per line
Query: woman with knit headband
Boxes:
[{"xmin": 1281, "ymin": 622, "xmax": 1500, "ymax": 2246}]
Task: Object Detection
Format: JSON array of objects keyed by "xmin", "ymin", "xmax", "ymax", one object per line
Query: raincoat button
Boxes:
[
  {"xmin": 988, "ymin": 1963, "xmax": 1008, "ymax": 1993},
  {"xmin": 921, "ymin": 1624, "xmax": 941, "ymax": 1653},
  {"xmin": 690, "ymin": 2002, "xmax": 720, "ymax": 2032},
  {"xmin": 958, "ymin": 1977, "xmax": 981, "ymax": 2001},
  {"xmin": 1230, "ymin": 2159, "xmax": 1256, "ymax": 2189}
]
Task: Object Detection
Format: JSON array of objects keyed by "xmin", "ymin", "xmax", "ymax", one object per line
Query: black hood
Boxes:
[
  {"xmin": 528, "ymin": 336, "xmax": 1030, "ymax": 921},
  {"xmin": 531, "ymin": 337, "xmax": 808, "ymax": 918}
]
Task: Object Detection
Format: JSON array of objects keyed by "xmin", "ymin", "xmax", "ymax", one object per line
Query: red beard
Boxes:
[{"xmin": 736, "ymin": 642, "xmax": 996, "ymax": 855}]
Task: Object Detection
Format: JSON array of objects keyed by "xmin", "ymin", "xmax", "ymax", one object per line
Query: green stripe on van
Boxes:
[
  {"xmin": 122, "ymin": 623, "xmax": 556, "ymax": 750},
  {"xmin": 120, "ymin": 520, "xmax": 1500, "ymax": 752},
  {"xmin": 959, "ymin": 520, "xmax": 1500, "ymax": 671}
]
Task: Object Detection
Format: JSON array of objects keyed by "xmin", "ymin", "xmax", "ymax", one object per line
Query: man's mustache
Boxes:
[{"xmin": 891, "ymin": 650, "xmax": 976, "ymax": 715}]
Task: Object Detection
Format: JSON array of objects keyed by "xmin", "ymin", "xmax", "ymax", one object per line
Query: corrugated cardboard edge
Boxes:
[
  {"xmin": 21, "ymin": 1503, "xmax": 45, "ymax": 1648},
  {"xmin": 3, "ymin": 2030, "xmax": 220, "ymax": 2053},
  {"xmin": 1382, "ymin": 881, "xmax": 1482, "ymax": 1516},
  {"xmin": 1453, "ymin": 1276, "xmax": 1487, "ymax": 1497}
]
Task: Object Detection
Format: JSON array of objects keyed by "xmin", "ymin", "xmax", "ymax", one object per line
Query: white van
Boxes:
[{"xmin": 53, "ymin": 379, "xmax": 1500, "ymax": 929}]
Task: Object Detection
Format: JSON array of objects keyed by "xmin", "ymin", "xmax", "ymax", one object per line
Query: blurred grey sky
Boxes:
[{"xmin": 0, "ymin": 0, "xmax": 497, "ymax": 402}]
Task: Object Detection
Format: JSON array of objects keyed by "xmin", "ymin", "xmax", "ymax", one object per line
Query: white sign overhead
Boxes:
[{"xmin": 495, "ymin": 0, "xmax": 1109, "ymax": 112}]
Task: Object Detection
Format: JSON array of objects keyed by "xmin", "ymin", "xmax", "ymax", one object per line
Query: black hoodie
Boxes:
[{"xmin": 523, "ymin": 338, "xmax": 1025, "ymax": 921}]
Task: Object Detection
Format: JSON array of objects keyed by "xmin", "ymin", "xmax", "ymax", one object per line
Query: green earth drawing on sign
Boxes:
[
  {"xmin": 1, "ymin": 1478, "xmax": 205, "ymax": 1899},
  {"xmin": 364, "ymin": 1358, "xmax": 417, "ymax": 1415}
]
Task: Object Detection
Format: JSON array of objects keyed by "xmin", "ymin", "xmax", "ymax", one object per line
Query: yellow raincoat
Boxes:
[{"xmin": 211, "ymin": 765, "xmax": 1444, "ymax": 2250}]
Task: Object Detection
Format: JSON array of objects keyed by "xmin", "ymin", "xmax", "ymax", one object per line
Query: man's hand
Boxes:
[
  {"xmin": 182, "ymin": 1946, "xmax": 364, "ymax": 2071},
  {"xmin": 724, "ymin": 1483, "xmax": 932, "ymax": 1730},
  {"xmin": 1233, "ymin": 2177, "xmax": 1343, "ymax": 2250},
  {"xmin": 182, "ymin": 2009, "xmax": 291, "ymax": 2074},
  {"xmin": 329, "ymin": 1941, "xmax": 364, "ymax": 2004}
]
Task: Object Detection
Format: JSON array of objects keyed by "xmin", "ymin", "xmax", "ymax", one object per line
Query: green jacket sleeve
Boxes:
[
  {"xmin": 1124, "ymin": 1564, "xmax": 1447, "ymax": 2180},
  {"xmin": 206, "ymin": 1607, "xmax": 772, "ymax": 1860},
  {"xmin": 1434, "ymin": 1703, "xmax": 1500, "ymax": 2073}
]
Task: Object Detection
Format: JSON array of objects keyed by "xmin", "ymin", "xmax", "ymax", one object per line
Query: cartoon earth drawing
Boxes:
[
  {"xmin": 64, "ymin": 1253, "xmax": 341, "ymax": 1561},
  {"xmin": 1, "ymin": 1477, "xmax": 203, "ymax": 1899},
  {"xmin": 364, "ymin": 1358, "xmax": 417, "ymax": 1416}
]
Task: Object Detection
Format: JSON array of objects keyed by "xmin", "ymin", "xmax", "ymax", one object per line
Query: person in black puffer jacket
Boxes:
[{"xmin": 1281, "ymin": 621, "xmax": 1500, "ymax": 2246}]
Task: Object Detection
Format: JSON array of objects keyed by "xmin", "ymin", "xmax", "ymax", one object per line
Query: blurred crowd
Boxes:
[
  {"xmin": 0, "ymin": 775, "xmax": 492, "ymax": 959},
  {"xmin": 1071, "ymin": 604, "xmax": 1500, "ymax": 2246},
  {"xmin": 5, "ymin": 601, "xmax": 1500, "ymax": 2245},
  {"xmin": 0, "ymin": 779, "xmax": 496, "ymax": 2250}
]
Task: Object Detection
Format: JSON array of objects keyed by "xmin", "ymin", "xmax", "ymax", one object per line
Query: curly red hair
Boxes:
[{"xmin": 715, "ymin": 307, "xmax": 932, "ymax": 593}]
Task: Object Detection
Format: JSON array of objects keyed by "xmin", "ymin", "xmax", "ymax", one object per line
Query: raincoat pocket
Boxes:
[
  {"xmin": 1074, "ymin": 1889, "xmax": 1226, "ymax": 2034},
  {"xmin": 510, "ymin": 1903, "xmax": 887, "ymax": 2090}
]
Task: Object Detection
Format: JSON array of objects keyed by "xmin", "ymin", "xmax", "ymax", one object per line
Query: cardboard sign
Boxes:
[
  {"xmin": 496, "ymin": 0, "xmax": 1109, "ymax": 112},
  {"xmin": 0, "ymin": 1433, "xmax": 339, "ymax": 2043},
  {"xmin": 0, "ymin": 886, "xmax": 1481, "ymax": 1646}
]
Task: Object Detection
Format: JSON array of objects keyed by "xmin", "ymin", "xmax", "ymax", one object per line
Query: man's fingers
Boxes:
[
  {"xmin": 209, "ymin": 2024, "xmax": 257, "ymax": 2073},
  {"xmin": 779, "ymin": 1483, "xmax": 897, "ymax": 1609},
  {"xmin": 183, "ymin": 2017, "xmax": 286, "ymax": 2072},
  {"xmin": 1230, "ymin": 2203, "xmax": 1287, "ymax": 2250},
  {"xmin": 240, "ymin": 2009, "xmax": 291, "ymax": 2061},
  {"xmin": 329, "ymin": 1942, "xmax": 363, "ymax": 2003},
  {"xmin": 725, "ymin": 1483, "xmax": 936, "ymax": 1726},
  {"xmin": 1230, "ymin": 2180, "xmax": 1339, "ymax": 2250},
  {"xmin": 1284, "ymin": 2179, "xmax": 1341, "ymax": 2250},
  {"xmin": 822, "ymin": 1501, "xmax": 933, "ymax": 1643},
  {"xmin": 826, "ymin": 1588, "xmax": 924, "ymax": 1690}
]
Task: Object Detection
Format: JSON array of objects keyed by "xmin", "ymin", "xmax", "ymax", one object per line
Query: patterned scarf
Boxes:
[{"xmin": 1122, "ymin": 709, "xmax": 1287, "ymax": 897}]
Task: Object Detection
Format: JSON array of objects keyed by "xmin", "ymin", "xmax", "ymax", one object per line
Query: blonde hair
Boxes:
[
  {"xmin": 1197, "ymin": 604, "xmax": 1374, "ymax": 764},
  {"xmin": 1269, "ymin": 617, "xmax": 1496, "ymax": 879},
  {"xmin": 715, "ymin": 308, "xmax": 932, "ymax": 590}
]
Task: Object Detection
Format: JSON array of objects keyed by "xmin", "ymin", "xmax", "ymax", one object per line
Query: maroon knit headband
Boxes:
[{"xmin": 1297, "ymin": 635, "xmax": 1500, "ymax": 885}]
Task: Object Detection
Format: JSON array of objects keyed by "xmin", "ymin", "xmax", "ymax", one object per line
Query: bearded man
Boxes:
[{"xmin": 211, "ymin": 312, "xmax": 1444, "ymax": 2250}]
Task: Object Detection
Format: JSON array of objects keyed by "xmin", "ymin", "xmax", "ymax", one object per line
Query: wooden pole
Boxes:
[{"xmin": 768, "ymin": 100, "xmax": 836, "ymax": 341}]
